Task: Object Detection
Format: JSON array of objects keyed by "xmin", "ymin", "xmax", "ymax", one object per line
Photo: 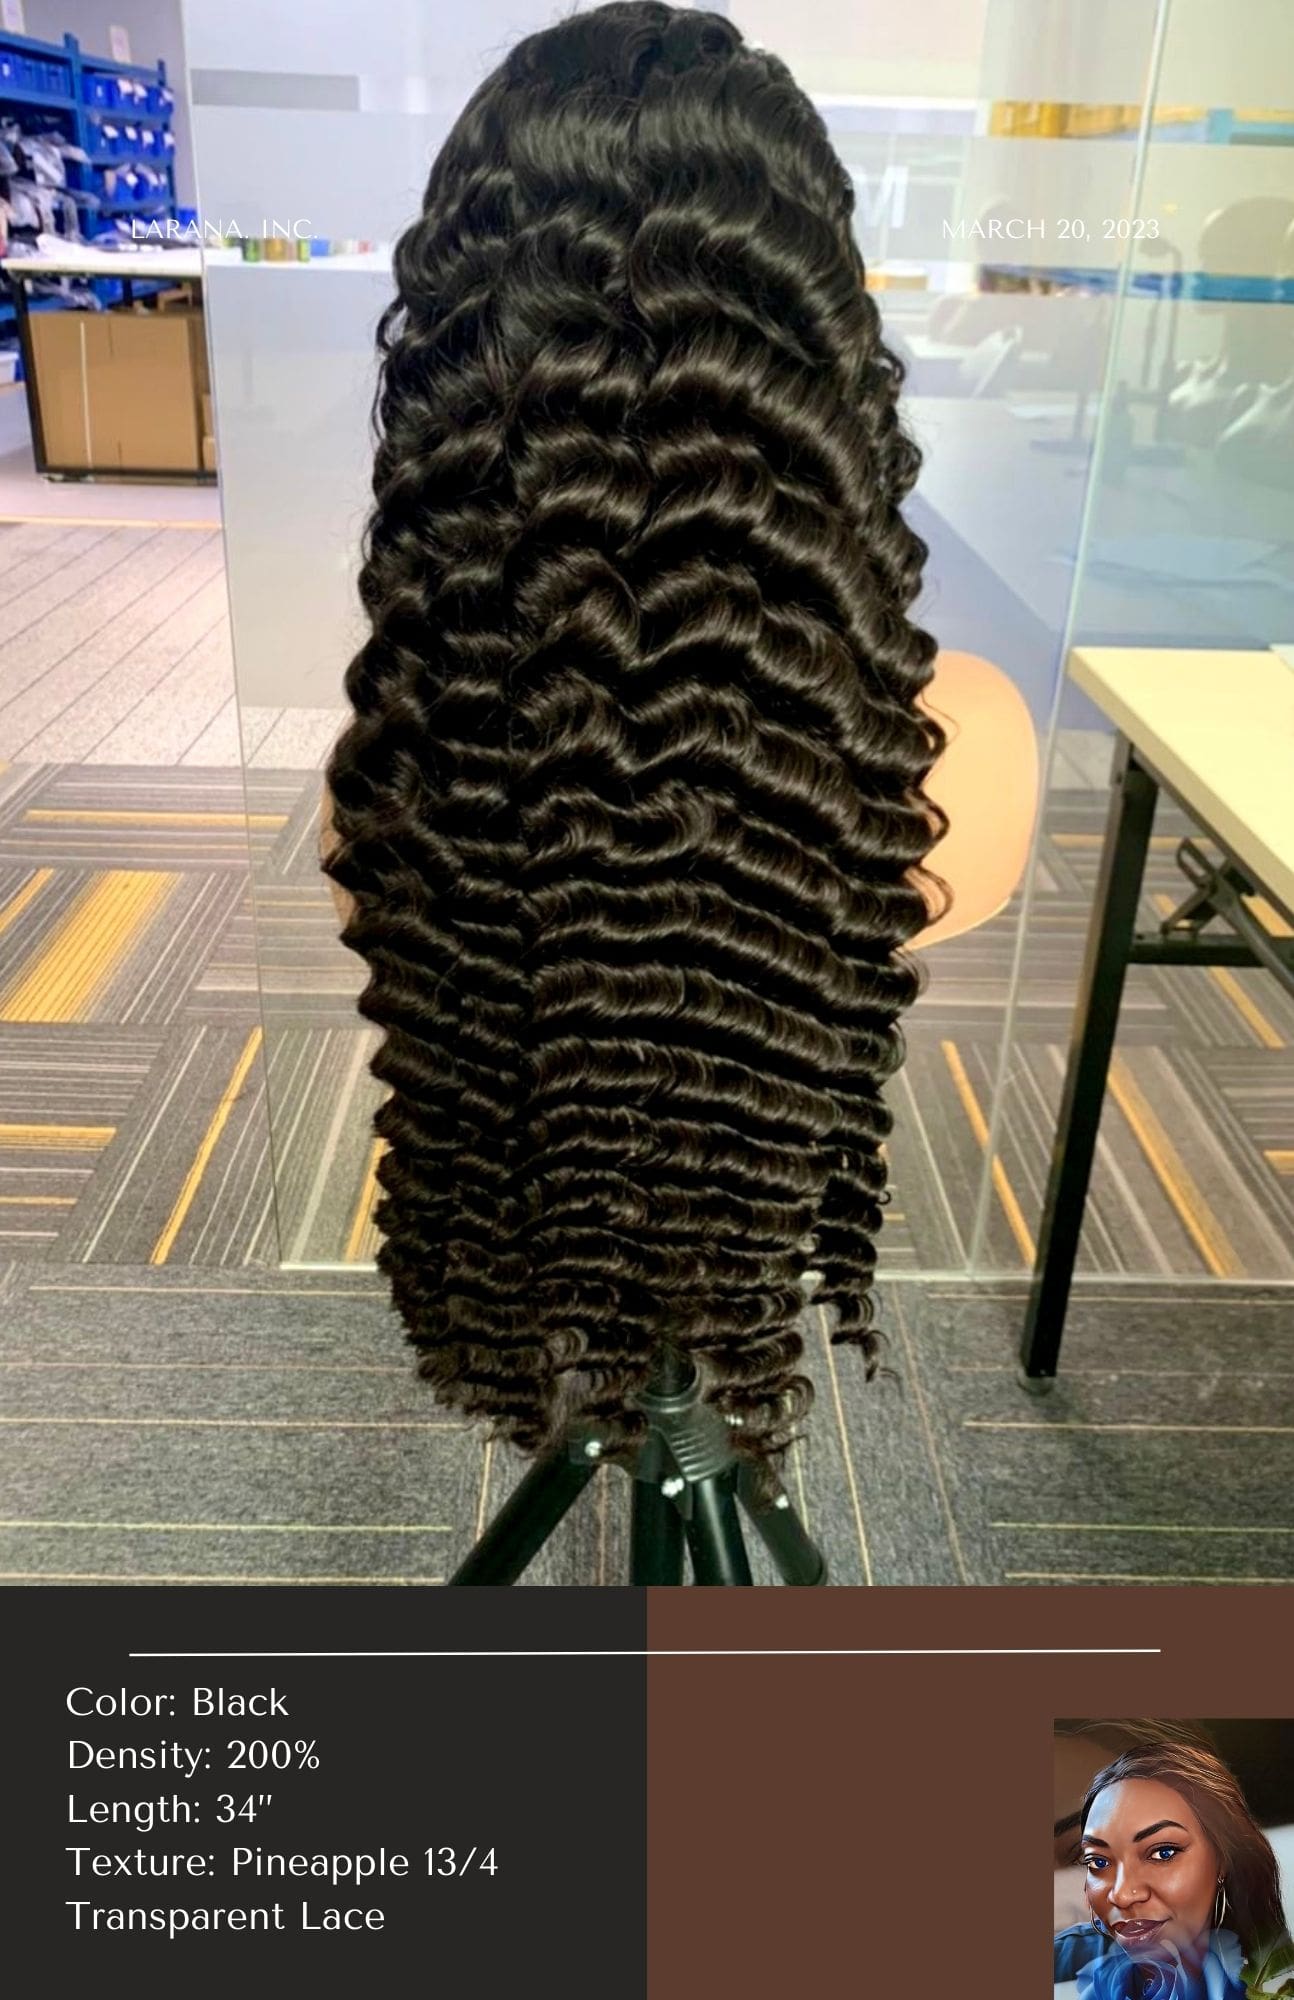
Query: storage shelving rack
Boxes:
[{"xmin": 0, "ymin": 26, "xmax": 179, "ymax": 350}]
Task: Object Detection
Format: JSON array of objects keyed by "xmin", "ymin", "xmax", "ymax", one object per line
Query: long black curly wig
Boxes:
[{"xmin": 323, "ymin": 0, "xmax": 949, "ymax": 1474}]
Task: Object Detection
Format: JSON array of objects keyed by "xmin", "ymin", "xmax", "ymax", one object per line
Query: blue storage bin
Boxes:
[{"xmin": 0, "ymin": 55, "xmax": 15, "ymax": 85}]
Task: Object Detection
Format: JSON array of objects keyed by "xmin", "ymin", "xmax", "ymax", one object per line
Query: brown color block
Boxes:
[{"xmin": 646, "ymin": 1588, "xmax": 1291, "ymax": 2000}]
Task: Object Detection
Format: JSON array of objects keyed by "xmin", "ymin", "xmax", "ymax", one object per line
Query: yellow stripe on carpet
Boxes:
[
  {"xmin": 0, "ymin": 870, "xmax": 179, "ymax": 1022},
  {"xmin": 940, "ymin": 1039, "xmax": 1036, "ymax": 1265},
  {"xmin": 1152, "ymin": 893, "xmax": 1284, "ymax": 1049},
  {"xmin": 0, "ymin": 868, "xmax": 53, "ymax": 940},
  {"xmin": 1106, "ymin": 1053, "xmax": 1242, "ymax": 1277},
  {"xmin": 151, "ymin": 1027, "xmax": 264, "ymax": 1264},
  {"xmin": 344, "ymin": 1136, "xmax": 386, "ymax": 1264},
  {"xmin": 0, "ymin": 1123, "xmax": 115, "ymax": 1149},
  {"xmin": 1244, "ymin": 893, "xmax": 1293, "ymax": 938}
]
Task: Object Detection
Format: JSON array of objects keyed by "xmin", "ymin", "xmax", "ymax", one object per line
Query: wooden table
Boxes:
[{"xmin": 1020, "ymin": 645, "xmax": 1294, "ymax": 1378}]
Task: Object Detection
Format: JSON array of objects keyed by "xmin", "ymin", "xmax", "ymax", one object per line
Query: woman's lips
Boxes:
[{"xmin": 1114, "ymin": 1920, "xmax": 1167, "ymax": 1946}]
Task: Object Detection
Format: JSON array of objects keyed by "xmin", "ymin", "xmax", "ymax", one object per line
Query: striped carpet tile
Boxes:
[
  {"xmin": 2, "ymin": 1269, "xmax": 1288, "ymax": 1585},
  {"xmin": 0, "ymin": 1024, "xmax": 157, "ymax": 1254},
  {"xmin": 0, "ymin": 751, "xmax": 1289, "ymax": 1276},
  {"xmin": 49, "ymin": 1023, "xmax": 275, "ymax": 1268},
  {"xmin": 0, "ymin": 766, "xmax": 279, "ymax": 869},
  {"xmin": 906, "ymin": 1282, "xmax": 1294, "ymax": 1585}
]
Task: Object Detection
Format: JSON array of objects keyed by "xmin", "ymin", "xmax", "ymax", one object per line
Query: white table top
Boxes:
[
  {"xmin": 1, "ymin": 247, "xmax": 391, "ymax": 277},
  {"xmin": 1068, "ymin": 645, "xmax": 1294, "ymax": 917},
  {"xmin": 2, "ymin": 247, "xmax": 203, "ymax": 276}
]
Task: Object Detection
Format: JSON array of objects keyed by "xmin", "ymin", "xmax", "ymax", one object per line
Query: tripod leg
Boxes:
[
  {"xmin": 737, "ymin": 1464, "xmax": 828, "ymax": 1586},
  {"xmin": 684, "ymin": 1470, "xmax": 753, "ymax": 1586},
  {"xmin": 450, "ymin": 1448, "xmax": 598, "ymax": 1586},
  {"xmin": 630, "ymin": 1475, "xmax": 685, "ymax": 1585}
]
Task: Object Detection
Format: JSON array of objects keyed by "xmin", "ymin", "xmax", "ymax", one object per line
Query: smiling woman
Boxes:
[{"xmin": 1053, "ymin": 1743, "xmax": 1294, "ymax": 2000}]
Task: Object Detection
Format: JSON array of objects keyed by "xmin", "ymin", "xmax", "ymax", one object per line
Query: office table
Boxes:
[{"xmin": 1020, "ymin": 645, "xmax": 1294, "ymax": 1378}]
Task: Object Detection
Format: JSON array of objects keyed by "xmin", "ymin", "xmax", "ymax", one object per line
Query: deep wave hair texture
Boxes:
[
  {"xmin": 1080, "ymin": 1744, "xmax": 1290, "ymax": 1968},
  {"xmin": 323, "ymin": 1, "xmax": 950, "ymax": 1471}
]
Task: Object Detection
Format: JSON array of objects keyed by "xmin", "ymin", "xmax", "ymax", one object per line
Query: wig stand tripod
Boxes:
[{"xmin": 449, "ymin": 1346, "xmax": 827, "ymax": 1586}]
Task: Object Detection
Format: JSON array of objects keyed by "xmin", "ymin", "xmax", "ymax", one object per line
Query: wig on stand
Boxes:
[{"xmin": 323, "ymin": 2, "xmax": 949, "ymax": 1574}]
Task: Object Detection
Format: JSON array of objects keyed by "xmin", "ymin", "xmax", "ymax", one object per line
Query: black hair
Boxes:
[{"xmin": 323, "ymin": 2, "xmax": 948, "ymax": 1470}]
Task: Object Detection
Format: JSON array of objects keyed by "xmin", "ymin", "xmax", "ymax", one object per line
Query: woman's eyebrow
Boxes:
[{"xmin": 1080, "ymin": 1820, "xmax": 1189, "ymax": 1851}]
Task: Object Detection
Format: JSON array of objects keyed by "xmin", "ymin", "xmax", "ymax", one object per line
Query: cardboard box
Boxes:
[
  {"xmin": 201, "ymin": 433, "xmax": 216, "ymax": 472},
  {"xmin": 201, "ymin": 391, "xmax": 212, "ymax": 434},
  {"xmin": 27, "ymin": 308, "xmax": 203, "ymax": 472},
  {"xmin": 183, "ymin": 307, "xmax": 211, "ymax": 395}
]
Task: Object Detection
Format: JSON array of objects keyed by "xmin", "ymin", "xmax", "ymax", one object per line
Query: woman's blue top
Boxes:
[{"xmin": 1053, "ymin": 1924, "xmax": 1247, "ymax": 2000}]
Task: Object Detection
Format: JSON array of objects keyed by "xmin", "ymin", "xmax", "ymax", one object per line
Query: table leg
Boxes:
[
  {"xmin": 1019, "ymin": 736, "xmax": 1158, "ymax": 1380},
  {"xmin": 11, "ymin": 279, "xmax": 53, "ymax": 476}
]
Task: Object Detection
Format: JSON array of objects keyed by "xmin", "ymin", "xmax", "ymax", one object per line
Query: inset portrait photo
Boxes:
[{"xmin": 1054, "ymin": 1722, "xmax": 1294, "ymax": 2000}]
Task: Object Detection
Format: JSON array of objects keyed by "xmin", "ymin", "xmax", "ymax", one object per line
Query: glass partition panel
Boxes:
[
  {"xmin": 190, "ymin": 0, "xmax": 1163, "ymax": 1269},
  {"xmin": 735, "ymin": 1, "xmax": 1162, "ymax": 1273},
  {"xmin": 978, "ymin": 0, "xmax": 1294, "ymax": 1280}
]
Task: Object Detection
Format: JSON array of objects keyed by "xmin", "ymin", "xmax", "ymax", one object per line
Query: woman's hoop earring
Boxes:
[
  {"xmin": 1213, "ymin": 1881, "xmax": 1228, "ymax": 1931},
  {"xmin": 1086, "ymin": 1895, "xmax": 1114, "ymax": 1940}
]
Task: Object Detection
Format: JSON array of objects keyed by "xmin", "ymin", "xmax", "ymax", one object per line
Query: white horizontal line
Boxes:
[
  {"xmin": 1006, "ymin": 1573, "xmax": 1291, "ymax": 1586},
  {"xmin": 5, "ymin": 1573, "xmax": 442, "ymax": 1586},
  {"xmin": 30, "ymin": 1284, "xmax": 386, "ymax": 1297},
  {"xmin": 0, "ymin": 1519, "xmax": 450, "ymax": 1534},
  {"xmin": 129, "ymin": 1647, "xmax": 1163, "ymax": 1660},
  {"xmin": 965, "ymin": 1420, "xmax": 1294, "ymax": 1435},
  {"xmin": 992, "ymin": 1521, "xmax": 1294, "ymax": 1535},
  {"xmin": 930, "ymin": 1286, "xmax": 1294, "ymax": 1301},
  {"xmin": 0, "ymin": 1361, "xmax": 404, "ymax": 1374},
  {"xmin": 0, "ymin": 1417, "xmax": 465, "ymax": 1431},
  {"xmin": 952, "ymin": 1366, "xmax": 1294, "ymax": 1379}
]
